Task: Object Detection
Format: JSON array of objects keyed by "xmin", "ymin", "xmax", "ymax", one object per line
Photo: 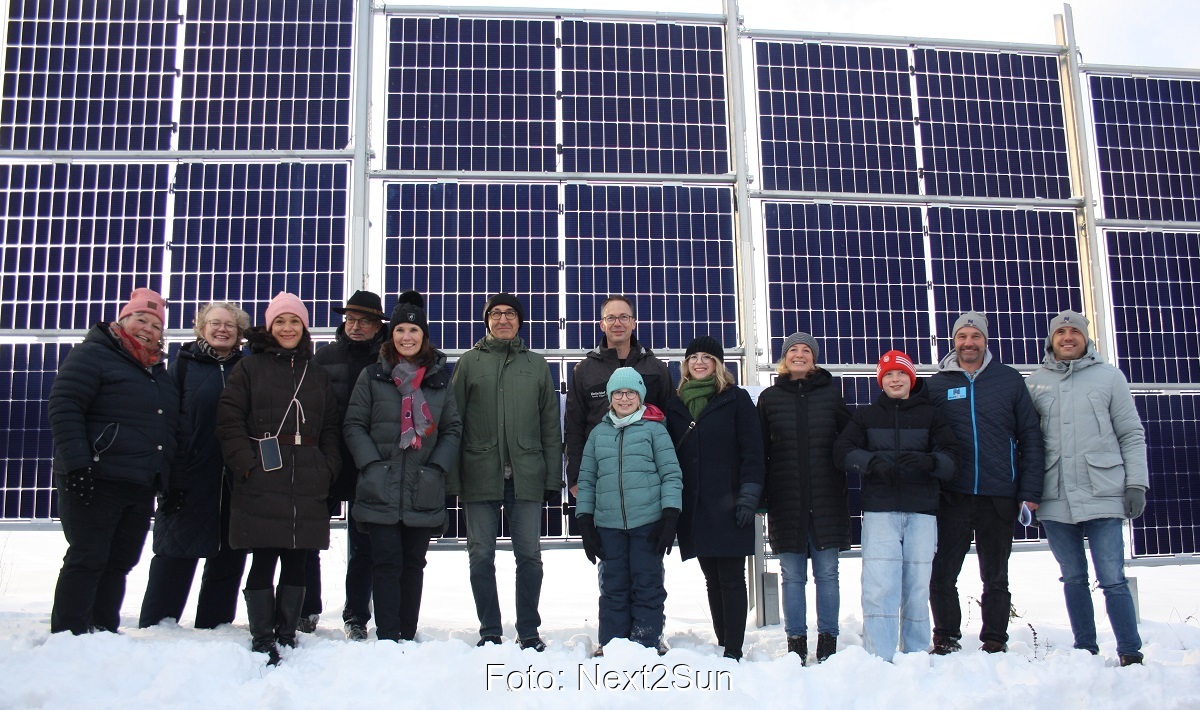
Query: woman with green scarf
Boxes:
[{"xmin": 664, "ymin": 336, "xmax": 765, "ymax": 660}]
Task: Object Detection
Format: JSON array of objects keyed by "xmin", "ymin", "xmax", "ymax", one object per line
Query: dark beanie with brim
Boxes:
[{"xmin": 483, "ymin": 292, "xmax": 525, "ymax": 327}]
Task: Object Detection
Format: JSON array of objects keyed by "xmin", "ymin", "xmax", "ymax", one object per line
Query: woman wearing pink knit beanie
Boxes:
[{"xmin": 216, "ymin": 291, "xmax": 340, "ymax": 665}]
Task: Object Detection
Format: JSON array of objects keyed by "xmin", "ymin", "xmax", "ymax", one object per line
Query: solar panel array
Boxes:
[
  {"xmin": 1132, "ymin": 393, "xmax": 1200, "ymax": 556},
  {"xmin": 0, "ymin": 7, "xmax": 1197, "ymax": 560}
]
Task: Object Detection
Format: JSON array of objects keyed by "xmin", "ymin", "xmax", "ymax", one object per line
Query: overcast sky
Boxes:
[{"xmin": 395, "ymin": 0, "xmax": 1200, "ymax": 70}]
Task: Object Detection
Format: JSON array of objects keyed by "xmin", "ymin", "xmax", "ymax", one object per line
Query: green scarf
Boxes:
[{"xmin": 679, "ymin": 375, "xmax": 718, "ymax": 419}]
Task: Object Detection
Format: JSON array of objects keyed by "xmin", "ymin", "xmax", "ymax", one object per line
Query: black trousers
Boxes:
[
  {"xmin": 929, "ymin": 492, "xmax": 1019, "ymax": 644},
  {"xmin": 51, "ymin": 479, "xmax": 153, "ymax": 635},
  {"xmin": 365, "ymin": 522, "xmax": 434, "ymax": 641},
  {"xmin": 697, "ymin": 556, "xmax": 749, "ymax": 659},
  {"xmin": 343, "ymin": 510, "xmax": 374, "ymax": 625},
  {"xmin": 246, "ymin": 548, "xmax": 308, "ymax": 590},
  {"xmin": 139, "ymin": 489, "xmax": 248, "ymax": 629}
]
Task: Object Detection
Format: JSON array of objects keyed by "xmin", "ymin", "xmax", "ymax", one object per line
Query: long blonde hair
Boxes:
[{"xmin": 678, "ymin": 357, "xmax": 735, "ymax": 394}]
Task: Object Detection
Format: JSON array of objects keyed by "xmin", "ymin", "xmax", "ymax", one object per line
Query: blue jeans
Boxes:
[
  {"xmin": 861, "ymin": 511, "xmax": 937, "ymax": 659},
  {"xmin": 464, "ymin": 479, "xmax": 544, "ymax": 640},
  {"xmin": 1042, "ymin": 518, "xmax": 1142, "ymax": 658},
  {"xmin": 777, "ymin": 544, "xmax": 840, "ymax": 637},
  {"xmin": 597, "ymin": 523, "xmax": 666, "ymax": 648}
]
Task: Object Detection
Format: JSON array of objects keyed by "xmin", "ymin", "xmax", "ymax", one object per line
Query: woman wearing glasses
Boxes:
[
  {"xmin": 664, "ymin": 336, "xmax": 765, "ymax": 660},
  {"xmin": 140, "ymin": 302, "xmax": 252, "ymax": 629}
]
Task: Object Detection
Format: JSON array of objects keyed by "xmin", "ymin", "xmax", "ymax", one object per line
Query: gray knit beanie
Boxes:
[
  {"xmin": 1048, "ymin": 309, "xmax": 1089, "ymax": 335},
  {"xmin": 779, "ymin": 332, "xmax": 819, "ymax": 362},
  {"xmin": 952, "ymin": 311, "xmax": 989, "ymax": 340}
]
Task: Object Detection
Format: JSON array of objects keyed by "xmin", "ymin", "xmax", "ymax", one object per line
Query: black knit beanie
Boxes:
[
  {"xmin": 390, "ymin": 290, "xmax": 428, "ymax": 337},
  {"xmin": 685, "ymin": 335, "xmax": 725, "ymax": 362},
  {"xmin": 483, "ymin": 292, "xmax": 525, "ymax": 328}
]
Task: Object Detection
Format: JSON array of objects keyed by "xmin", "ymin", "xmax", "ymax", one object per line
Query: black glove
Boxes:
[
  {"xmin": 66, "ymin": 467, "xmax": 94, "ymax": 505},
  {"xmin": 1125, "ymin": 488, "xmax": 1146, "ymax": 519},
  {"xmin": 653, "ymin": 508, "xmax": 680, "ymax": 556},
  {"xmin": 578, "ymin": 514, "xmax": 605, "ymax": 564},
  {"xmin": 544, "ymin": 488, "xmax": 563, "ymax": 506},
  {"xmin": 867, "ymin": 456, "xmax": 897, "ymax": 484},
  {"xmin": 897, "ymin": 452, "xmax": 937, "ymax": 474},
  {"xmin": 734, "ymin": 483, "xmax": 762, "ymax": 528},
  {"xmin": 160, "ymin": 488, "xmax": 187, "ymax": 515}
]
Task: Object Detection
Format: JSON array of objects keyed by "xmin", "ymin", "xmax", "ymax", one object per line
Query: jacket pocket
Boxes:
[
  {"xmin": 1084, "ymin": 451, "xmax": 1126, "ymax": 497},
  {"xmin": 1088, "ymin": 391, "xmax": 1115, "ymax": 439},
  {"xmin": 411, "ymin": 465, "xmax": 446, "ymax": 511},
  {"xmin": 1041, "ymin": 453, "xmax": 1061, "ymax": 500},
  {"xmin": 355, "ymin": 461, "xmax": 392, "ymax": 508},
  {"xmin": 89, "ymin": 422, "xmax": 120, "ymax": 461}
]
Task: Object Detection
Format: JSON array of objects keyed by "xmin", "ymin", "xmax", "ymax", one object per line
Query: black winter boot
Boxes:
[
  {"xmin": 816, "ymin": 633, "xmax": 837, "ymax": 662},
  {"xmin": 787, "ymin": 635, "xmax": 808, "ymax": 665},
  {"xmin": 243, "ymin": 588, "xmax": 280, "ymax": 665},
  {"xmin": 275, "ymin": 585, "xmax": 307, "ymax": 650}
]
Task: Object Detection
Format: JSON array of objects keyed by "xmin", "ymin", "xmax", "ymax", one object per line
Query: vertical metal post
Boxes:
[
  {"xmin": 1056, "ymin": 4, "xmax": 1111, "ymax": 361},
  {"xmin": 723, "ymin": 0, "xmax": 770, "ymax": 627},
  {"xmin": 347, "ymin": 0, "xmax": 376, "ymax": 294}
]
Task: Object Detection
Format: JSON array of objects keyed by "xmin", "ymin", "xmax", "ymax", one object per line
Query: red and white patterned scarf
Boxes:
[{"xmin": 392, "ymin": 361, "xmax": 435, "ymax": 449}]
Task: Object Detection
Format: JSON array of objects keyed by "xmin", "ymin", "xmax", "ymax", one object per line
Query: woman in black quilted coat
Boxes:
[
  {"xmin": 756, "ymin": 332, "xmax": 850, "ymax": 664},
  {"xmin": 139, "ymin": 302, "xmax": 251, "ymax": 629}
]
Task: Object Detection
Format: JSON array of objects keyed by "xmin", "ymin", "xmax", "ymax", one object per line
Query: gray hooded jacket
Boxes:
[{"xmin": 1025, "ymin": 338, "xmax": 1148, "ymax": 524}]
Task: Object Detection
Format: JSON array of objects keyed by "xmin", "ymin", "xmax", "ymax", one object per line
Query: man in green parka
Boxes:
[{"xmin": 450, "ymin": 292, "xmax": 563, "ymax": 651}]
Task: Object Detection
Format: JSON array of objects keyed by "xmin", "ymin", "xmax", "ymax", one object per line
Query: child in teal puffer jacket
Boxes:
[{"xmin": 576, "ymin": 367, "xmax": 684, "ymax": 654}]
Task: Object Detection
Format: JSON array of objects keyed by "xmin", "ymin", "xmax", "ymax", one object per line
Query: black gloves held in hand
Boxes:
[
  {"xmin": 66, "ymin": 467, "xmax": 94, "ymax": 505},
  {"xmin": 653, "ymin": 508, "xmax": 680, "ymax": 556},
  {"xmin": 867, "ymin": 456, "xmax": 896, "ymax": 484},
  {"xmin": 544, "ymin": 488, "xmax": 563, "ymax": 506},
  {"xmin": 160, "ymin": 488, "xmax": 187, "ymax": 515},
  {"xmin": 578, "ymin": 514, "xmax": 605, "ymax": 564},
  {"xmin": 897, "ymin": 452, "xmax": 938, "ymax": 473}
]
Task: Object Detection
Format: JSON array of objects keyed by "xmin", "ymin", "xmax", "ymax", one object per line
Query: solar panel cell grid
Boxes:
[
  {"xmin": 0, "ymin": 0, "xmax": 177, "ymax": 150},
  {"xmin": 754, "ymin": 41, "xmax": 918, "ymax": 193},
  {"xmin": 1132, "ymin": 393, "xmax": 1200, "ymax": 556},
  {"xmin": 0, "ymin": 343, "xmax": 65, "ymax": 519},
  {"xmin": 565, "ymin": 185, "xmax": 738, "ymax": 349},
  {"xmin": 1106, "ymin": 230, "xmax": 1200, "ymax": 385},
  {"xmin": 168, "ymin": 162, "xmax": 349, "ymax": 330}
]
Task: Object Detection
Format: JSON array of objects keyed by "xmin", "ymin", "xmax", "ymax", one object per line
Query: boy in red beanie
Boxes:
[{"xmin": 834, "ymin": 350, "xmax": 959, "ymax": 660}]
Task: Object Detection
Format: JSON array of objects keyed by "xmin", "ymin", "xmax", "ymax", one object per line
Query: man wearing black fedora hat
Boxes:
[{"xmin": 307, "ymin": 289, "xmax": 387, "ymax": 639}]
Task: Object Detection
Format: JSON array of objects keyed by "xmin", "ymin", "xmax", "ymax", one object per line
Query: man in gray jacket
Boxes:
[{"xmin": 1026, "ymin": 310, "xmax": 1148, "ymax": 666}]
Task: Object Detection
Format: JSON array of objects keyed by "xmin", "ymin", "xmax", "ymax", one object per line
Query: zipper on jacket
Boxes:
[
  {"xmin": 1009, "ymin": 438, "xmax": 1017, "ymax": 482},
  {"xmin": 968, "ymin": 375, "xmax": 979, "ymax": 494},
  {"xmin": 291, "ymin": 356, "xmax": 298, "ymax": 549},
  {"xmin": 617, "ymin": 428, "xmax": 629, "ymax": 529}
]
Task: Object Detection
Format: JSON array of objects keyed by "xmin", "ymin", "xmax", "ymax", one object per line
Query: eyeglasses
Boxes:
[
  {"xmin": 611, "ymin": 389, "xmax": 640, "ymax": 400},
  {"xmin": 601, "ymin": 314, "xmax": 634, "ymax": 324},
  {"xmin": 686, "ymin": 353, "xmax": 717, "ymax": 364},
  {"xmin": 205, "ymin": 320, "xmax": 239, "ymax": 332},
  {"xmin": 488, "ymin": 309, "xmax": 519, "ymax": 321},
  {"xmin": 345, "ymin": 316, "xmax": 379, "ymax": 327}
]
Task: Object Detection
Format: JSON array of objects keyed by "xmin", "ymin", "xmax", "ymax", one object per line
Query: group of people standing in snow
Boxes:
[{"xmin": 46, "ymin": 288, "xmax": 1149, "ymax": 667}]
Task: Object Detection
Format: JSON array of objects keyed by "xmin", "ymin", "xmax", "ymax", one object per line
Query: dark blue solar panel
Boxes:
[
  {"xmin": 565, "ymin": 185, "xmax": 737, "ymax": 349},
  {"xmin": 915, "ymin": 50, "xmax": 1070, "ymax": 199},
  {"xmin": 561, "ymin": 21, "xmax": 729, "ymax": 175},
  {"xmin": 0, "ymin": 343, "xmax": 65, "ymax": 519},
  {"xmin": 384, "ymin": 182, "xmax": 559, "ymax": 351},
  {"xmin": 754, "ymin": 42, "xmax": 918, "ymax": 193},
  {"xmin": 1090, "ymin": 75, "xmax": 1200, "ymax": 222},
  {"xmin": 0, "ymin": 0, "xmax": 177, "ymax": 150},
  {"xmin": 384, "ymin": 17, "xmax": 557, "ymax": 171},
  {"xmin": 1106, "ymin": 230, "xmax": 1200, "ymax": 385},
  {"xmin": 179, "ymin": 0, "xmax": 353, "ymax": 150},
  {"xmin": 764, "ymin": 202, "xmax": 928, "ymax": 365},
  {"xmin": 929, "ymin": 207, "xmax": 1082, "ymax": 365},
  {"xmin": 0, "ymin": 164, "xmax": 169, "ymax": 329},
  {"xmin": 168, "ymin": 163, "xmax": 348, "ymax": 330},
  {"xmin": 1131, "ymin": 393, "xmax": 1199, "ymax": 556}
]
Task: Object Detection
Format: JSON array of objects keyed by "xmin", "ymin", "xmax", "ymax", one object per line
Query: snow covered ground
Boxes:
[{"xmin": 1, "ymin": 528, "xmax": 1197, "ymax": 709}]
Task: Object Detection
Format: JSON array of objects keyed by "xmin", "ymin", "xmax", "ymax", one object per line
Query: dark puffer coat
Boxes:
[
  {"xmin": 312, "ymin": 323, "xmax": 386, "ymax": 502},
  {"xmin": 564, "ymin": 335, "xmax": 674, "ymax": 487},
  {"xmin": 343, "ymin": 352, "xmax": 462, "ymax": 529},
  {"xmin": 927, "ymin": 352, "xmax": 1044, "ymax": 502},
  {"xmin": 757, "ymin": 368, "xmax": 852, "ymax": 554},
  {"xmin": 217, "ymin": 329, "xmax": 341, "ymax": 550},
  {"xmin": 834, "ymin": 380, "xmax": 960, "ymax": 514},
  {"xmin": 48, "ymin": 322, "xmax": 179, "ymax": 489},
  {"xmin": 665, "ymin": 386, "xmax": 765, "ymax": 560},
  {"xmin": 152, "ymin": 342, "xmax": 242, "ymax": 557}
]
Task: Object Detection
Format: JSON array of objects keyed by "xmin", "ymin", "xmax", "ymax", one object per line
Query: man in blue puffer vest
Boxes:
[{"xmin": 926, "ymin": 311, "xmax": 1044, "ymax": 655}]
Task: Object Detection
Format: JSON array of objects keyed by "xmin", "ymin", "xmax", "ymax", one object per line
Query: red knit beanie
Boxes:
[
  {"xmin": 118, "ymin": 287, "xmax": 166, "ymax": 323},
  {"xmin": 877, "ymin": 350, "xmax": 917, "ymax": 389}
]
